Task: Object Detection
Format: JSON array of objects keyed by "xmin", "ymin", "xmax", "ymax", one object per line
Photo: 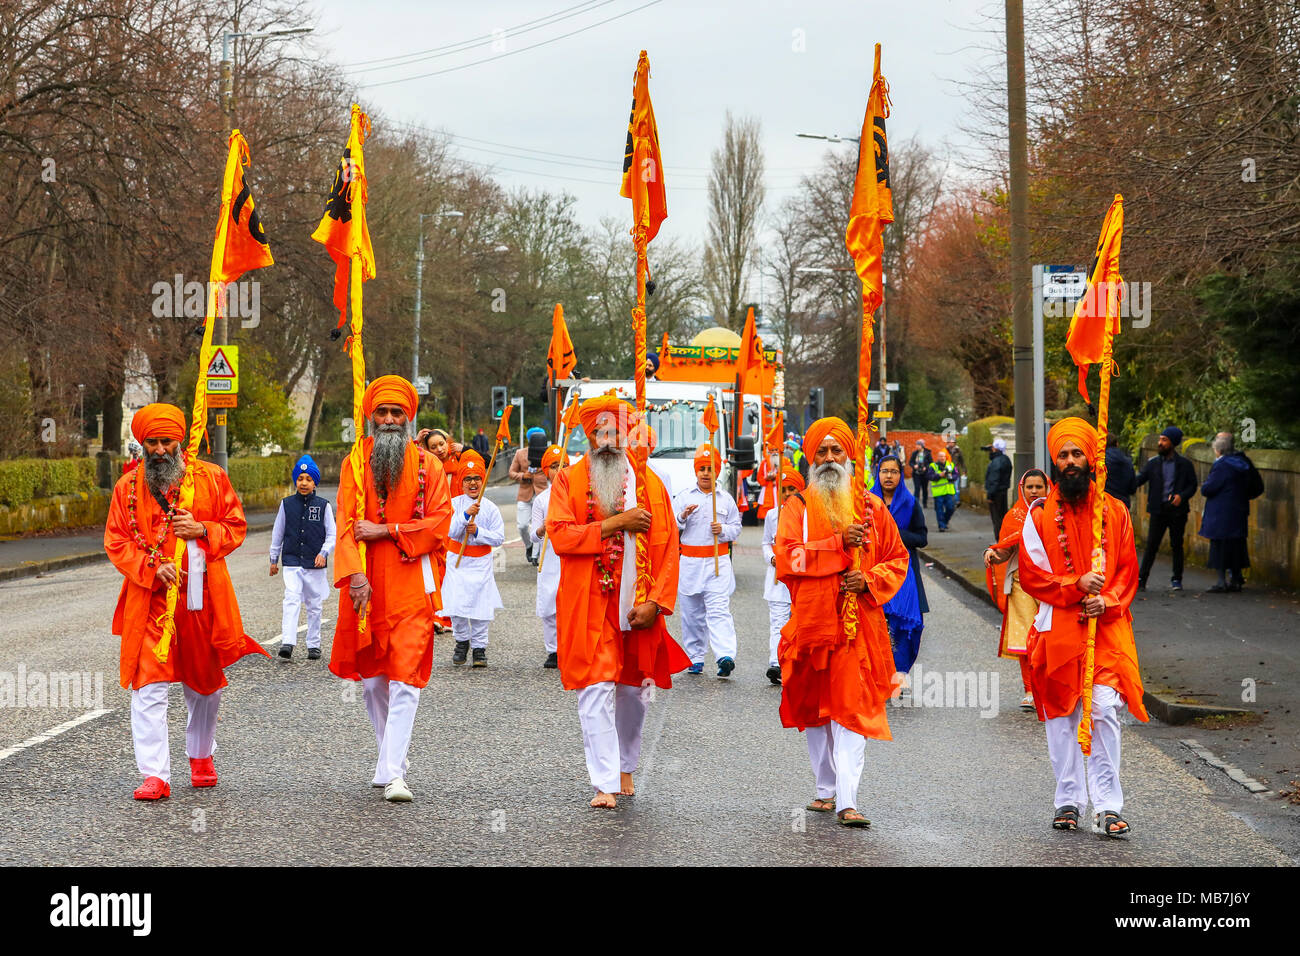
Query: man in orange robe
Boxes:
[
  {"xmin": 775, "ymin": 417, "xmax": 909, "ymax": 827},
  {"xmin": 546, "ymin": 395, "xmax": 690, "ymax": 808},
  {"xmin": 330, "ymin": 375, "xmax": 453, "ymax": 802},
  {"xmin": 1017, "ymin": 417, "xmax": 1147, "ymax": 838},
  {"xmin": 105, "ymin": 403, "xmax": 267, "ymax": 800}
]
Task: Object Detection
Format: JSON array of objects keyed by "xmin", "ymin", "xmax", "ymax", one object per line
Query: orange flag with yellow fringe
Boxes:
[{"xmin": 1066, "ymin": 194, "xmax": 1124, "ymax": 406}]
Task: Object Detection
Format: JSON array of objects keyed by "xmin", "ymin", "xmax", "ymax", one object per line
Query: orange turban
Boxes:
[
  {"xmin": 802, "ymin": 417, "xmax": 855, "ymax": 460},
  {"xmin": 540, "ymin": 444, "xmax": 566, "ymax": 471},
  {"xmin": 578, "ymin": 395, "xmax": 633, "ymax": 440},
  {"xmin": 779, "ymin": 463, "xmax": 805, "ymax": 491},
  {"xmin": 131, "ymin": 403, "xmax": 186, "ymax": 443},
  {"xmin": 693, "ymin": 443, "xmax": 720, "ymax": 472},
  {"xmin": 628, "ymin": 421, "xmax": 657, "ymax": 452},
  {"xmin": 459, "ymin": 449, "xmax": 486, "ymax": 477},
  {"xmin": 1047, "ymin": 416, "xmax": 1097, "ymax": 462},
  {"xmin": 362, "ymin": 374, "xmax": 419, "ymax": 419}
]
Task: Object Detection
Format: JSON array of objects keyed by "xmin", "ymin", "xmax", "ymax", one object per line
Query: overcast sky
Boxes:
[{"xmin": 307, "ymin": 0, "xmax": 999, "ymax": 257}]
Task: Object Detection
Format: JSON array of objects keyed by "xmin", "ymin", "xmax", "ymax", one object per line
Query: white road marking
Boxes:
[
  {"xmin": 260, "ymin": 620, "xmax": 331, "ymax": 647},
  {"xmin": 0, "ymin": 708, "xmax": 114, "ymax": 763}
]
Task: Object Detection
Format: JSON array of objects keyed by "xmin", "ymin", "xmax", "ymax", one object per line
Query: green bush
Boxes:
[
  {"xmin": 0, "ymin": 457, "xmax": 97, "ymax": 507},
  {"xmin": 955, "ymin": 417, "xmax": 1004, "ymax": 487},
  {"xmin": 224, "ymin": 455, "xmax": 292, "ymax": 497}
]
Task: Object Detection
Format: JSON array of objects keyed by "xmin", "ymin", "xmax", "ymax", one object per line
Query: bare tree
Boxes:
[{"xmin": 702, "ymin": 112, "xmax": 765, "ymax": 329}]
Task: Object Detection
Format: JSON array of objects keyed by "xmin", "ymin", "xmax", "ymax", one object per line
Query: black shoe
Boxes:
[
  {"xmin": 452, "ymin": 640, "xmax": 469, "ymax": 665},
  {"xmin": 1170, "ymin": 579, "xmax": 1182, "ymax": 591},
  {"xmin": 1137, "ymin": 580, "xmax": 1147, "ymax": 592},
  {"xmin": 716, "ymin": 656, "xmax": 735, "ymax": 678},
  {"xmin": 307, "ymin": 647, "xmax": 322, "ymax": 660},
  {"xmin": 472, "ymin": 647, "xmax": 487, "ymax": 668},
  {"xmin": 543, "ymin": 652, "xmax": 558, "ymax": 669},
  {"xmin": 766, "ymin": 665, "xmax": 782, "ymax": 686},
  {"xmin": 278, "ymin": 644, "xmax": 293, "ymax": 660},
  {"xmin": 1227, "ymin": 581, "xmax": 1244, "ymax": 592},
  {"xmin": 1207, "ymin": 583, "xmax": 1228, "ymax": 593}
]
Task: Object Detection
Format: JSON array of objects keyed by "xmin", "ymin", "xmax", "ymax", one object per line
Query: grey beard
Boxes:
[
  {"xmin": 371, "ymin": 425, "xmax": 409, "ymax": 498},
  {"xmin": 812, "ymin": 460, "xmax": 849, "ymax": 493},
  {"xmin": 145, "ymin": 448, "xmax": 184, "ymax": 497},
  {"xmin": 589, "ymin": 447, "xmax": 628, "ymax": 516}
]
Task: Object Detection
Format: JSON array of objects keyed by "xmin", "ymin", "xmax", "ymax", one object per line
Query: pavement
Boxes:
[
  {"xmin": 0, "ymin": 493, "xmax": 1295, "ymax": 865},
  {"xmin": 916, "ymin": 495, "xmax": 1300, "ymax": 854}
]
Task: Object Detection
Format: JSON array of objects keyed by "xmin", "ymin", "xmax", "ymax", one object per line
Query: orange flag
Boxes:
[
  {"xmin": 764, "ymin": 414, "xmax": 784, "ymax": 452},
  {"xmin": 660, "ymin": 329, "xmax": 670, "ymax": 357},
  {"xmin": 620, "ymin": 50, "xmax": 667, "ymax": 243},
  {"xmin": 702, "ymin": 395, "xmax": 720, "ymax": 435},
  {"xmin": 1066, "ymin": 194, "xmax": 1125, "ymax": 405},
  {"xmin": 546, "ymin": 303, "xmax": 576, "ymax": 383},
  {"xmin": 214, "ymin": 131, "xmax": 274, "ymax": 284},
  {"xmin": 311, "ymin": 105, "xmax": 376, "ymax": 328},
  {"xmin": 737, "ymin": 306, "xmax": 764, "ymax": 393},
  {"xmin": 495, "ymin": 403, "xmax": 514, "ymax": 446},
  {"xmin": 562, "ymin": 396, "xmax": 581, "ymax": 432},
  {"xmin": 845, "ymin": 44, "xmax": 894, "ymax": 315}
]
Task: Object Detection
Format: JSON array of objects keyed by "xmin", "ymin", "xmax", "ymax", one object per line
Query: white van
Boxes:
[{"xmin": 557, "ymin": 380, "xmax": 739, "ymax": 500}]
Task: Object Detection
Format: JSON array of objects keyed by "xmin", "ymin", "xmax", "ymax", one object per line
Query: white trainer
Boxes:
[{"xmin": 384, "ymin": 778, "xmax": 413, "ymax": 802}]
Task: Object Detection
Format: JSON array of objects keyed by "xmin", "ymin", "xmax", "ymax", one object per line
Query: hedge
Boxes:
[
  {"xmin": 0, "ymin": 457, "xmax": 98, "ymax": 508},
  {"xmin": 955, "ymin": 416, "xmax": 1013, "ymax": 487},
  {"xmin": 224, "ymin": 455, "xmax": 293, "ymax": 497}
]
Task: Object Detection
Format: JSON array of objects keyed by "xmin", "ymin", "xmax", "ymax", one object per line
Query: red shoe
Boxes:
[
  {"xmin": 133, "ymin": 776, "xmax": 171, "ymax": 800},
  {"xmin": 189, "ymin": 756, "xmax": 218, "ymax": 788}
]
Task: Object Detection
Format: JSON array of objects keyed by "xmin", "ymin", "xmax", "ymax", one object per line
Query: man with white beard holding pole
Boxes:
[{"xmin": 546, "ymin": 396, "xmax": 690, "ymax": 808}]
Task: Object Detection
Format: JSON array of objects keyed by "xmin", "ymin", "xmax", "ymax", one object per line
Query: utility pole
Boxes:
[
  {"xmin": 214, "ymin": 27, "xmax": 311, "ymax": 469},
  {"xmin": 1006, "ymin": 0, "xmax": 1034, "ymax": 479}
]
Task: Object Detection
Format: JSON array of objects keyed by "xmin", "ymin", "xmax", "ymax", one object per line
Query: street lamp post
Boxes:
[
  {"xmin": 213, "ymin": 26, "xmax": 311, "ymax": 469},
  {"xmin": 413, "ymin": 210, "xmax": 464, "ymax": 388}
]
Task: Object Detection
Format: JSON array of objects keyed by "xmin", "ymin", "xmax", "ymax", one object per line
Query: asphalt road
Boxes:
[{"xmin": 0, "ymin": 497, "xmax": 1293, "ymax": 866}]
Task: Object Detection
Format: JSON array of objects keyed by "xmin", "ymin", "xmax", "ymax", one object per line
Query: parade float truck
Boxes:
[{"xmin": 556, "ymin": 327, "xmax": 785, "ymax": 520}]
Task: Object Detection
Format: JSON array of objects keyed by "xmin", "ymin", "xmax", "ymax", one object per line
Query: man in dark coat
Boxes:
[
  {"xmin": 908, "ymin": 440, "xmax": 933, "ymax": 506},
  {"xmin": 982, "ymin": 438, "xmax": 1013, "ymax": 536},
  {"xmin": 1104, "ymin": 433, "xmax": 1138, "ymax": 509},
  {"xmin": 1134, "ymin": 425, "xmax": 1199, "ymax": 591},
  {"xmin": 1198, "ymin": 432, "xmax": 1263, "ymax": 592}
]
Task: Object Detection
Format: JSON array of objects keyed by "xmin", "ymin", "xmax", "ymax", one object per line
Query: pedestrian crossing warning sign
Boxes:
[{"xmin": 204, "ymin": 346, "xmax": 238, "ymax": 395}]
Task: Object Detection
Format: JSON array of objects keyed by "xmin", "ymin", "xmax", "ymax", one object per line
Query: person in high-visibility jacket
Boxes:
[{"xmin": 928, "ymin": 451, "xmax": 958, "ymax": 532}]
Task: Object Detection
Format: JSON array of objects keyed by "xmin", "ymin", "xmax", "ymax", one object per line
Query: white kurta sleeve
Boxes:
[
  {"xmin": 529, "ymin": 490, "xmax": 548, "ymax": 545},
  {"xmin": 673, "ymin": 488, "xmax": 690, "ymax": 529},
  {"xmin": 469, "ymin": 500, "xmax": 506, "ymax": 547},
  {"xmin": 762, "ymin": 511, "xmax": 777, "ymax": 565},
  {"xmin": 268, "ymin": 502, "xmax": 286, "ymax": 564},
  {"xmin": 449, "ymin": 499, "xmax": 470, "ymax": 540},
  {"xmin": 321, "ymin": 502, "xmax": 337, "ymax": 557},
  {"xmin": 718, "ymin": 494, "xmax": 742, "ymax": 543}
]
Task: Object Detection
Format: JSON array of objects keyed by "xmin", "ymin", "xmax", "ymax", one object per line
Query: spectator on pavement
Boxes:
[
  {"xmin": 908, "ymin": 440, "xmax": 933, "ymax": 506},
  {"xmin": 928, "ymin": 450, "xmax": 959, "ymax": 532},
  {"xmin": 982, "ymin": 437, "xmax": 1012, "ymax": 536},
  {"xmin": 1199, "ymin": 431, "xmax": 1264, "ymax": 593},
  {"xmin": 1104, "ymin": 432, "xmax": 1138, "ymax": 509},
  {"xmin": 470, "ymin": 427, "xmax": 490, "ymax": 458},
  {"xmin": 1134, "ymin": 425, "xmax": 1198, "ymax": 591}
]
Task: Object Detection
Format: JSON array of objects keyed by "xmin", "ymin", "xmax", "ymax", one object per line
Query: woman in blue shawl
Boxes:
[{"xmin": 871, "ymin": 453, "xmax": 929, "ymax": 677}]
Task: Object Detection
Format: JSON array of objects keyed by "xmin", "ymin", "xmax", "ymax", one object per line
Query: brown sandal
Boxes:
[
  {"xmin": 837, "ymin": 808, "xmax": 870, "ymax": 828},
  {"xmin": 806, "ymin": 797, "xmax": 836, "ymax": 812}
]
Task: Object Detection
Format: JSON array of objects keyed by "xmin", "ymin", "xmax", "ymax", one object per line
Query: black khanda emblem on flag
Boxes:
[
  {"xmin": 231, "ymin": 180, "xmax": 268, "ymax": 245},
  {"xmin": 325, "ymin": 147, "xmax": 354, "ymax": 224},
  {"xmin": 622, "ymin": 96, "xmax": 636, "ymax": 177},
  {"xmin": 873, "ymin": 116, "xmax": 891, "ymax": 190}
]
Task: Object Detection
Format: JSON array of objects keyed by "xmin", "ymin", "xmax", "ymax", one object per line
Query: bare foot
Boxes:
[
  {"xmin": 620, "ymin": 772, "xmax": 635, "ymax": 796},
  {"xmin": 590, "ymin": 791, "xmax": 617, "ymax": 809}
]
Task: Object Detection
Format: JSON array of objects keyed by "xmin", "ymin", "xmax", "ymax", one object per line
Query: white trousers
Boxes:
[
  {"xmin": 541, "ymin": 613, "xmax": 557, "ymax": 653},
  {"xmin": 806, "ymin": 721, "xmax": 867, "ymax": 811},
  {"xmin": 130, "ymin": 683, "xmax": 222, "ymax": 784},
  {"xmin": 767, "ymin": 600, "xmax": 791, "ymax": 667},
  {"xmin": 679, "ymin": 590, "xmax": 738, "ymax": 663},
  {"xmin": 517, "ymin": 499, "xmax": 534, "ymax": 560},
  {"xmin": 451, "ymin": 616, "xmax": 490, "ymax": 649},
  {"xmin": 576, "ymin": 682, "xmax": 647, "ymax": 794},
  {"xmin": 363, "ymin": 676, "xmax": 421, "ymax": 785},
  {"xmin": 280, "ymin": 565, "xmax": 329, "ymax": 647},
  {"xmin": 1045, "ymin": 684, "xmax": 1124, "ymax": 813}
]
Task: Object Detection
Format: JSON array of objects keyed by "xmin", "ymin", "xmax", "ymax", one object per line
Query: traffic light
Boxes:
[
  {"xmin": 492, "ymin": 386, "xmax": 508, "ymax": 419},
  {"xmin": 805, "ymin": 387, "xmax": 824, "ymax": 428}
]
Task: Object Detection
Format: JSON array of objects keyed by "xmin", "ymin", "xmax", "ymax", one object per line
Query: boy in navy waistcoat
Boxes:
[{"xmin": 270, "ymin": 455, "xmax": 335, "ymax": 660}]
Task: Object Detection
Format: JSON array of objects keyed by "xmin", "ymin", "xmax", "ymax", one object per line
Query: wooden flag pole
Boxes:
[
  {"xmin": 455, "ymin": 438, "xmax": 503, "ymax": 568},
  {"xmin": 1078, "ymin": 300, "xmax": 1117, "ymax": 755}
]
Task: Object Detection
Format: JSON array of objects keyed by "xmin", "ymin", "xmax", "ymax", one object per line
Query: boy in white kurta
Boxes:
[
  {"xmin": 761, "ymin": 463, "xmax": 806, "ymax": 685},
  {"xmin": 673, "ymin": 443, "xmax": 743, "ymax": 677},
  {"xmin": 441, "ymin": 451, "xmax": 505, "ymax": 667},
  {"xmin": 529, "ymin": 445, "xmax": 566, "ymax": 669}
]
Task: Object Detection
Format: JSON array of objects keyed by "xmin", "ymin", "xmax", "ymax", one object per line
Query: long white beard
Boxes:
[
  {"xmin": 588, "ymin": 447, "xmax": 628, "ymax": 516},
  {"xmin": 371, "ymin": 425, "xmax": 408, "ymax": 498},
  {"xmin": 145, "ymin": 448, "xmax": 185, "ymax": 497},
  {"xmin": 811, "ymin": 460, "xmax": 852, "ymax": 530}
]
